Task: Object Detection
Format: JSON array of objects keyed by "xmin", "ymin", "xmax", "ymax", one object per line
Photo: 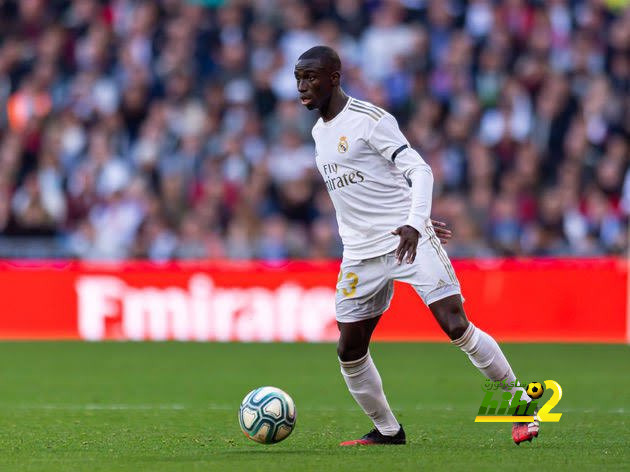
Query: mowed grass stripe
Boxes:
[{"xmin": 0, "ymin": 342, "xmax": 627, "ymax": 471}]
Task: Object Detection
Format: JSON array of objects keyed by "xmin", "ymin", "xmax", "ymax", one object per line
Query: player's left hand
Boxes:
[
  {"xmin": 391, "ymin": 225, "xmax": 420, "ymax": 264},
  {"xmin": 431, "ymin": 219, "xmax": 452, "ymax": 245}
]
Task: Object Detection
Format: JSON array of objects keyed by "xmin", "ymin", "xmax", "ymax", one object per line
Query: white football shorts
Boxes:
[{"xmin": 335, "ymin": 225, "xmax": 463, "ymax": 323}]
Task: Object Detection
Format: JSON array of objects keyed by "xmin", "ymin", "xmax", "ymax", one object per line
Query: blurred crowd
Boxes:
[{"xmin": 0, "ymin": 0, "xmax": 628, "ymax": 260}]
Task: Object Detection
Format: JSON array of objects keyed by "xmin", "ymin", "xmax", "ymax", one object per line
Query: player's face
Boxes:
[{"xmin": 294, "ymin": 59, "xmax": 333, "ymax": 111}]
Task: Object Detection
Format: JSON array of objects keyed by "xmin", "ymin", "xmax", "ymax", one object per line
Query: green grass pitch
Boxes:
[{"xmin": 0, "ymin": 342, "xmax": 627, "ymax": 471}]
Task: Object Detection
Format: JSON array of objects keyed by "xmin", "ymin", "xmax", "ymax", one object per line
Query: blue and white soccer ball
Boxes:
[{"xmin": 238, "ymin": 386, "xmax": 297, "ymax": 444}]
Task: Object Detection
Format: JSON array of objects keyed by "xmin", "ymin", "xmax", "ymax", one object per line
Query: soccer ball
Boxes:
[
  {"xmin": 526, "ymin": 381, "xmax": 544, "ymax": 399},
  {"xmin": 238, "ymin": 386, "xmax": 297, "ymax": 444}
]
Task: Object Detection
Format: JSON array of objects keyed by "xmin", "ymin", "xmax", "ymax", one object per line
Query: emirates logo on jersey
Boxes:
[
  {"xmin": 322, "ymin": 163, "xmax": 365, "ymax": 192},
  {"xmin": 337, "ymin": 136, "xmax": 349, "ymax": 153}
]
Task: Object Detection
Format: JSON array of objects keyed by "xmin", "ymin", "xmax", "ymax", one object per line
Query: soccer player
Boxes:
[{"xmin": 294, "ymin": 46, "xmax": 539, "ymax": 446}]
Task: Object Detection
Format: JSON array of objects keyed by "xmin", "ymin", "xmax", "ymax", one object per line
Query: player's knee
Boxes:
[
  {"xmin": 337, "ymin": 340, "xmax": 369, "ymax": 362},
  {"xmin": 433, "ymin": 299, "xmax": 469, "ymax": 340},
  {"xmin": 447, "ymin": 314, "xmax": 469, "ymax": 340}
]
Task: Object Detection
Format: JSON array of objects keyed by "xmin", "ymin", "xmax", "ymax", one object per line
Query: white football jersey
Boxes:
[{"xmin": 312, "ymin": 97, "xmax": 433, "ymax": 260}]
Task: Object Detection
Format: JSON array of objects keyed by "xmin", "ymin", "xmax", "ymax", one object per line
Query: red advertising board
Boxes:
[{"xmin": 0, "ymin": 259, "xmax": 626, "ymax": 342}]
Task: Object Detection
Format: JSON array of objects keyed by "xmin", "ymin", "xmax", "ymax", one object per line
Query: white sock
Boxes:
[
  {"xmin": 339, "ymin": 352, "xmax": 400, "ymax": 436},
  {"xmin": 452, "ymin": 323, "xmax": 531, "ymax": 402}
]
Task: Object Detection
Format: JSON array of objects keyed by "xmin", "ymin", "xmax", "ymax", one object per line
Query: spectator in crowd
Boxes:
[{"xmin": 0, "ymin": 0, "xmax": 628, "ymax": 261}]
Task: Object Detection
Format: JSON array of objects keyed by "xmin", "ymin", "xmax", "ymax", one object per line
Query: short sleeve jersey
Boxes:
[{"xmin": 312, "ymin": 97, "xmax": 427, "ymax": 259}]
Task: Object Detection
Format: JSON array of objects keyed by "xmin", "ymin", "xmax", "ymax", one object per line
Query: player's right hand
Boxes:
[{"xmin": 391, "ymin": 225, "xmax": 420, "ymax": 264}]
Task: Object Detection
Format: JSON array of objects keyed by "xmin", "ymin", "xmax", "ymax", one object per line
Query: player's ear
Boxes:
[{"xmin": 330, "ymin": 71, "xmax": 340, "ymax": 86}]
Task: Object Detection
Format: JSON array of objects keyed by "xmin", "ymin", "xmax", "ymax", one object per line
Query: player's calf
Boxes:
[
  {"xmin": 451, "ymin": 321, "xmax": 531, "ymax": 400},
  {"xmin": 337, "ymin": 316, "xmax": 400, "ymax": 439}
]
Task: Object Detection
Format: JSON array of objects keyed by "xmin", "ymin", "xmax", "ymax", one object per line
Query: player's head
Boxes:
[{"xmin": 294, "ymin": 46, "xmax": 341, "ymax": 111}]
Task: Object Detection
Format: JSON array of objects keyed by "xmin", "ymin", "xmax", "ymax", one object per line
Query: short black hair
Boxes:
[{"xmin": 298, "ymin": 46, "xmax": 341, "ymax": 72}]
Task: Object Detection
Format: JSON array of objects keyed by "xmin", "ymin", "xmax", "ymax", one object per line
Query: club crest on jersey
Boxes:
[{"xmin": 337, "ymin": 136, "xmax": 349, "ymax": 153}]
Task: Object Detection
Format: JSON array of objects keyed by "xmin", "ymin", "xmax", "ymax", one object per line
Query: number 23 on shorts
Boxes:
[{"xmin": 337, "ymin": 271, "xmax": 359, "ymax": 298}]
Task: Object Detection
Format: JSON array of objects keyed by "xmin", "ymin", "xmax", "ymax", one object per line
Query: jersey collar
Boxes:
[{"xmin": 319, "ymin": 96, "xmax": 353, "ymax": 128}]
